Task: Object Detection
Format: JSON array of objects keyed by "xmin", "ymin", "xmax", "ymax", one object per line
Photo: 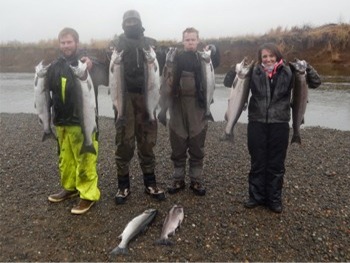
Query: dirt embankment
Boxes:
[{"xmin": 0, "ymin": 23, "xmax": 349, "ymax": 75}]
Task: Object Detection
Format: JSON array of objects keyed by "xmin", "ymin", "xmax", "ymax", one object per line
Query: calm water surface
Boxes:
[{"xmin": 1, "ymin": 73, "xmax": 349, "ymax": 131}]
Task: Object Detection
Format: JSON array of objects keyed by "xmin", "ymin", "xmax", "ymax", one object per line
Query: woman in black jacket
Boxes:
[{"xmin": 244, "ymin": 43, "xmax": 321, "ymax": 213}]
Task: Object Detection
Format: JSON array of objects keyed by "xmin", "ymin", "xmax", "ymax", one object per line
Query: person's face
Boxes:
[
  {"xmin": 59, "ymin": 34, "xmax": 78, "ymax": 58},
  {"xmin": 183, "ymin": 32, "xmax": 199, "ymax": 51},
  {"xmin": 124, "ymin": 18, "xmax": 139, "ymax": 27},
  {"xmin": 261, "ymin": 49, "xmax": 277, "ymax": 67}
]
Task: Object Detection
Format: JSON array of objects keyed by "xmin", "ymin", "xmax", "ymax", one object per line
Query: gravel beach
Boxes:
[{"xmin": 0, "ymin": 113, "xmax": 349, "ymax": 262}]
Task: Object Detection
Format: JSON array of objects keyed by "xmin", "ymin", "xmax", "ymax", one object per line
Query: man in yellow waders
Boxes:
[{"xmin": 46, "ymin": 27, "xmax": 101, "ymax": 214}]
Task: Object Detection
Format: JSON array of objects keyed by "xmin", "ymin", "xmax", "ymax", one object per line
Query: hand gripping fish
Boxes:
[
  {"xmin": 34, "ymin": 61, "xmax": 55, "ymax": 141},
  {"xmin": 110, "ymin": 209, "xmax": 157, "ymax": 255},
  {"xmin": 109, "ymin": 49, "xmax": 126, "ymax": 127},
  {"xmin": 158, "ymin": 47, "xmax": 177, "ymax": 126},
  {"xmin": 199, "ymin": 49, "xmax": 215, "ymax": 121},
  {"xmin": 221, "ymin": 58, "xmax": 254, "ymax": 141},
  {"xmin": 70, "ymin": 60, "xmax": 97, "ymax": 154},
  {"xmin": 290, "ymin": 58, "xmax": 308, "ymax": 144},
  {"xmin": 143, "ymin": 46, "xmax": 160, "ymax": 121},
  {"xmin": 155, "ymin": 204, "xmax": 184, "ymax": 246}
]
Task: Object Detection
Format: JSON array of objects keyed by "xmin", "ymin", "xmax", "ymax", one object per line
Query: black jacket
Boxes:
[
  {"xmin": 46, "ymin": 55, "xmax": 81, "ymax": 126},
  {"xmin": 248, "ymin": 62, "xmax": 293, "ymax": 123},
  {"xmin": 110, "ymin": 34, "xmax": 157, "ymax": 93}
]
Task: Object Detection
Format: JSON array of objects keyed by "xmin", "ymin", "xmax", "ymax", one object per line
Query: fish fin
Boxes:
[
  {"xmin": 155, "ymin": 238, "xmax": 174, "ymax": 246},
  {"xmin": 242, "ymin": 102, "xmax": 248, "ymax": 111},
  {"xmin": 110, "ymin": 246, "xmax": 128, "ymax": 255},
  {"xmin": 80, "ymin": 144, "xmax": 97, "ymax": 155},
  {"xmin": 291, "ymin": 135, "xmax": 301, "ymax": 144}
]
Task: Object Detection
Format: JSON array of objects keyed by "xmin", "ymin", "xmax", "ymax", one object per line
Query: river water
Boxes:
[{"xmin": 0, "ymin": 73, "xmax": 349, "ymax": 131}]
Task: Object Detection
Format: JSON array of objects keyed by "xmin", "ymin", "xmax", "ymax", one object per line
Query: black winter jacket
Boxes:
[
  {"xmin": 110, "ymin": 34, "xmax": 157, "ymax": 93},
  {"xmin": 248, "ymin": 62, "xmax": 293, "ymax": 123},
  {"xmin": 46, "ymin": 55, "xmax": 81, "ymax": 126}
]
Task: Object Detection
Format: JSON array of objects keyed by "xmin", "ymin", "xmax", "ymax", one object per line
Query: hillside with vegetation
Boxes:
[{"xmin": 0, "ymin": 23, "xmax": 349, "ymax": 75}]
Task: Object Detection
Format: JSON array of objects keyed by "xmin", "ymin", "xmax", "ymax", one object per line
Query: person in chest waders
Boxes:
[
  {"xmin": 109, "ymin": 10, "xmax": 166, "ymax": 205},
  {"xmin": 159, "ymin": 27, "xmax": 220, "ymax": 196}
]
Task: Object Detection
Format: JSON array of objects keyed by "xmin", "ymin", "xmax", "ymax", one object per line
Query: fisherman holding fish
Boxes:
[
  {"xmin": 240, "ymin": 43, "xmax": 321, "ymax": 213},
  {"xmin": 159, "ymin": 27, "xmax": 220, "ymax": 196},
  {"xmin": 108, "ymin": 10, "xmax": 166, "ymax": 204},
  {"xmin": 44, "ymin": 27, "xmax": 103, "ymax": 214}
]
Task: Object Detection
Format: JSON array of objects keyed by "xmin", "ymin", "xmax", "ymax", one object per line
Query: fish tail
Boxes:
[
  {"xmin": 220, "ymin": 133, "xmax": 234, "ymax": 142},
  {"xmin": 157, "ymin": 110, "xmax": 167, "ymax": 127},
  {"xmin": 291, "ymin": 135, "xmax": 301, "ymax": 144},
  {"xmin": 115, "ymin": 117, "xmax": 126, "ymax": 128},
  {"xmin": 42, "ymin": 131, "xmax": 56, "ymax": 142},
  {"xmin": 110, "ymin": 246, "xmax": 128, "ymax": 255},
  {"xmin": 204, "ymin": 112, "xmax": 214, "ymax": 122},
  {"xmin": 155, "ymin": 238, "xmax": 174, "ymax": 246},
  {"xmin": 80, "ymin": 144, "xmax": 97, "ymax": 155}
]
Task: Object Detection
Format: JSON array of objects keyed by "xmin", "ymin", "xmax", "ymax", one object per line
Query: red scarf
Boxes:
[{"xmin": 264, "ymin": 59, "xmax": 283, "ymax": 78}]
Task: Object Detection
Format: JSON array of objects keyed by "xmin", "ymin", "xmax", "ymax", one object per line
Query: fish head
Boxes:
[
  {"xmin": 35, "ymin": 61, "xmax": 44, "ymax": 72},
  {"xmin": 289, "ymin": 58, "xmax": 307, "ymax": 73},
  {"xmin": 110, "ymin": 49, "xmax": 118, "ymax": 63},
  {"xmin": 166, "ymin": 47, "xmax": 177, "ymax": 63},
  {"xmin": 236, "ymin": 57, "xmax": 254, "ymax": 78},
  {"xmin": 170, "ymin": 205, "xmax": 184, "ymax": 221},
  {"xmin": 111, "ymin": 50, "xmax": 124, "ymax": 65},
  {"xmin": 199, "ymin": 49, "xmax": 211, "ymax": 63},
  {"xmin": 143, "ymin": 47, "xmax": 156, "ymax": 63},
  {"xmin": 35, "ymin": 60, "xmax": 51, "ymax": 78},
  {"xmin": 70, "ymin": 60, "xmax": 87, "ymax": 79}
]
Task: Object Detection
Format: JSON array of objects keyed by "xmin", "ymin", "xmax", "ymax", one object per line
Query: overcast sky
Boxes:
[{"xmin": 0, "ymin": 0, "xmax": 349, "ymax": 43}]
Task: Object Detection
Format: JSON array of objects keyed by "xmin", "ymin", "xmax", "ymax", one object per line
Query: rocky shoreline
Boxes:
[{"xmin": 0, "ymin": 113, "xmax": 349, "ymax": 262}]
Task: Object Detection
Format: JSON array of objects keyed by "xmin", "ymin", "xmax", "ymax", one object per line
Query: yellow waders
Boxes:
[{"xmin": 56, "ymin": 126, "xmax": 100, "ymax": 201}]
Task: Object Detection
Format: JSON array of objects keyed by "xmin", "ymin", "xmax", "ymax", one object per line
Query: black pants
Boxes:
[{"xmin": 247, "ymin": 122, "xmax": 289, "ymax": 206}]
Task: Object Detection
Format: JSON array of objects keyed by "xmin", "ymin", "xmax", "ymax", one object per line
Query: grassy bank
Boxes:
[{"xmin": 0, "ymin": 23, "xmax": 349, "ymax": 75}]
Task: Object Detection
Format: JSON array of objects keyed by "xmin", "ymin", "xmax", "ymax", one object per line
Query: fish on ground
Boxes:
[
  {"xmin": 158, "ymin": 47, "xmax": 177, "ymax": 126},
  {"xmin": 34, "ymin": 61, "xmax": 55, "ymax": 141},
  {"xmin": 290, "ymin": 58, "xmax": 308, "ymax": 144},
  {"xmin": 143, "ymin": 46, "xmax": 160, "ymax": 121},
  {"xmin": 199, "ymin": 49, "xmax": 216, "ymax": 121},
  {"xmin": 70, "ymin": 60, "xmax": 97, "ymax": 154},
  {"xmin": 221, "ymin": 57, "xmax": 254, "ymax": 142},
  {"xmin": 155, "ymin": 204, "xmax": 184, "ymax": 246},
  {"xmin": 109, "ymin": 49, "xmax": 126, "ymax": 127},
  {"xmin": 110, "ymin": 208, "xmax": 157, "ymax": 255}
]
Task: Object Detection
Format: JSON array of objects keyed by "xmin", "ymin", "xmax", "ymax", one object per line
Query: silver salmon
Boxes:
[
  {"xmin": 109, "ymin": 49, "xmax": 126, "ymax": 127},
  {"xmin": 290, "ymin": 59, "xmax": 308, "ymax": 144},
  {"xmin": 221, "ymin": 57, "xmax": 254, "ymax": 141},
  {"xmin": 155, "ymin": 204, "xmax": 184, "ymax": 246},
  {"xmin": 143, "ymin": 47, "xmax": 160, "ymax": 121},
  {"xmin": 34, "ymin": 61, "xmax": 55, "ymax": 141},
  {"xmin": 70, "ymin": 60, "xmax": 97, "ymax": 154},
  {"xmin": 158, "ymin": 47, "xmax": 177, "ymax": 126},
  {"xmin": 110, "ymin": 208, "xmax": 157, "ymax": 255},
  {"xmin": 199, "ymin": 49, "xmax": 215, "ymax": 121}
]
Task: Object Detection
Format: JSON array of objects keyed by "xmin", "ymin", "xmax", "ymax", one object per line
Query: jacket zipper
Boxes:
[{"xmin": 136, "ymin": 48, "xmax": 140, "ymax": 68}]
